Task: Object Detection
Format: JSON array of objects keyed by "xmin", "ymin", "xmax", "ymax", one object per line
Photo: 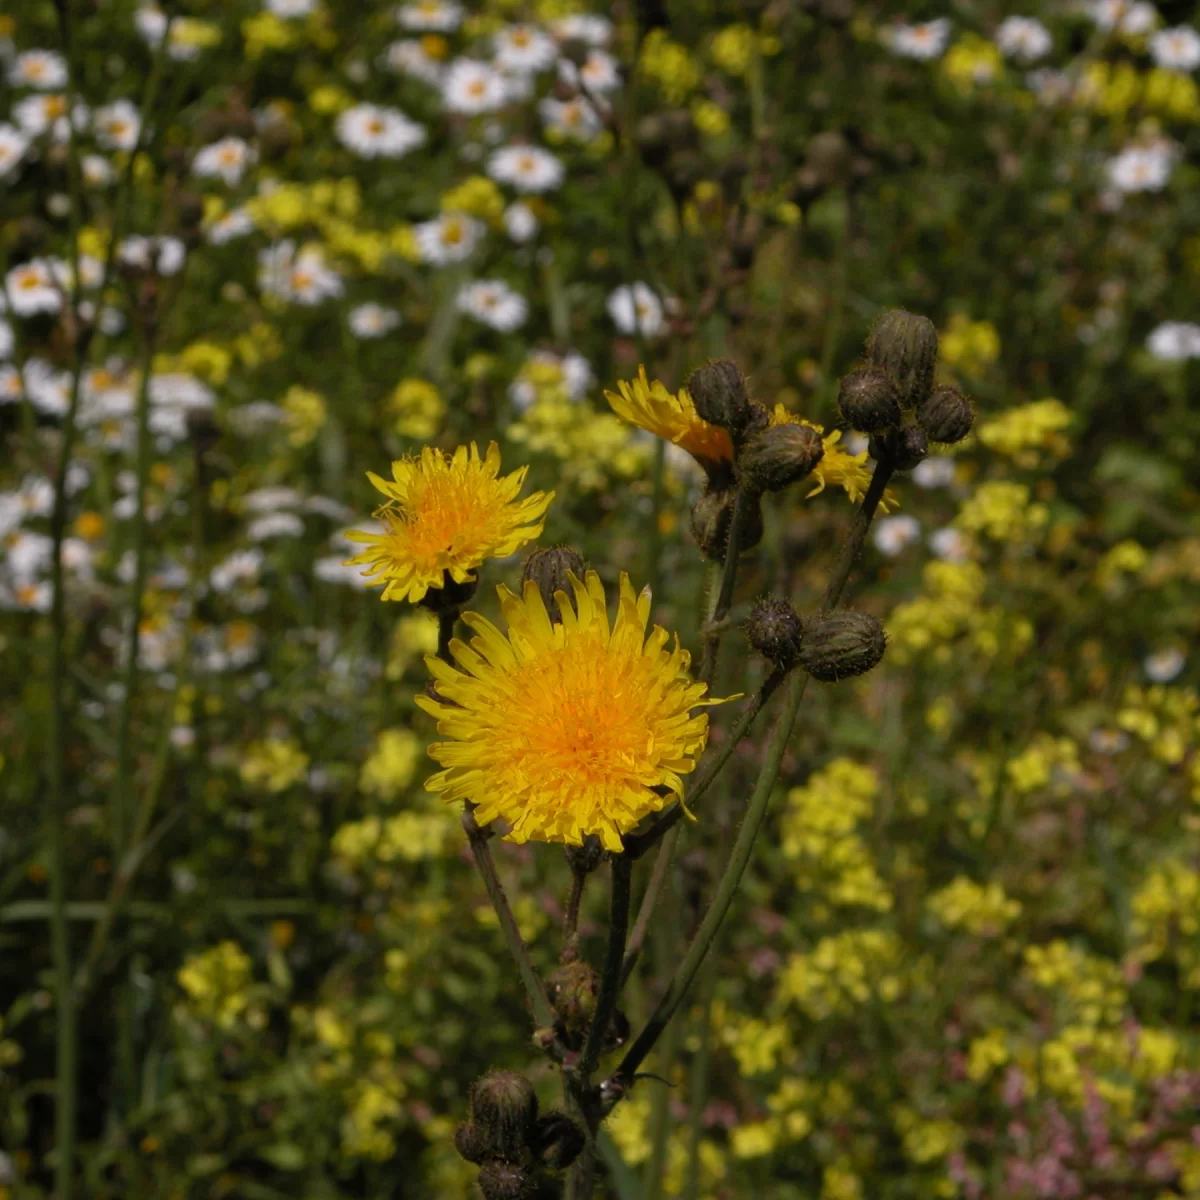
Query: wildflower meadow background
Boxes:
[{"xmin": 4, "ymin": 0, "xmax": 1200, "ymax": 1196}]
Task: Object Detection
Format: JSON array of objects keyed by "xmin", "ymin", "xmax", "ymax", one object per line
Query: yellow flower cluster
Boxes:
[
  {"xmin": 1034, "ymin": 1024, "xmax": 1179, "ymax": 1113},
  {"xmin": 1006, "ymin": 733, "xmax": 1080, "ymax": 793},
  {"xmin": 926, "ymin": 876, "xmax": 1021, "ymax": 936},
  {"xmin": 892, "ymin": 1104, "xmax": 963, "ymax": 1165},
  {"xmin": 1079, "ymin": 61, "xmax": 1200, "ymax": 122},
  {"xmin": 390, "ymin": 378, "xmax": 445, "ymax": 440},
  {"xmin": 710, "ymin": 24, "xmax": 757, "ymax": 75},
  {"xmin": 716, "ymin": 1006, "xmax": 791, "ymax": 1076},
  {"xmin": 331, "ymin": 810, "xmax": 453, "ymax": 865},
  {"xmin": 977, "ymin": 399, "xmax": 1072, "ymax": 468},
  {"xmin": 777, "ymin": 930, "xmax": 905, "ymax": 1019},
  {"xmin": 1117, "ymin": 684, "xmax": 1200, "ymax": 765},
  {"xmin": 940, "ymin": 34, "xmax": 1004, "ymax": 93},
  {"xmin": 282, "ymin": 385, "xmax": 328, "ymax": 447},
  {"xmin": 955, "ymin": 481, "xmax": 1049, "ymax": 542},
  {"xmin": 177, "ymin": 941, "xmax": 254, "ymax": 1029},
  {"xmin": 1130, "ymin": 859, "xmax": 1200, "ymax": 986},
  {"xmin": 342, "ymin": 1076, "xmax": 406, "ymax": 1160},
  {"xmin": 781, "ymin": 759, "xmax": 892, "ymax": 913},
  {"xmin": 385, "ymin": 613, "xmax": 440, "ymax": 680},
  {"xmin": 441, "ymin": 175, "xmax": 506, "ymax": 225},
  {"xmin": 359, "ymin": 729, "xmax": 422, "ymax": 799},
  {"xmin": 1023, "ymin": 941, "xmax": 1128, "ymax": 1027},
  {"xmin": 606, "ymin": 1090, "xmax": 726, "ymax": 1192},
  {"xmin": 691, "ymin": 99, "xmax": 731, "ymax": 137},
  {"xmin": 153, "ymin": 341, "xmax": 235, "ymax": 386},
  {"xmin": 966, "ymin": 1029, "xmax": 1009, "ymax": 1080},
  {"xmin": 240, "ymin": 738, "xmax": 310, "ymax": 792},
  {"xmin": 823, "ymin": 1160, "xmax": 864, "ymax": 1200},
  {"xmin": 639, "ymin": 30, "xmax": 703, "ymax": 104}
]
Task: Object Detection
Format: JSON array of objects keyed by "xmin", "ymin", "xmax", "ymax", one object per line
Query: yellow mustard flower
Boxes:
[
  {"xmin": 345, "ymin": 442, "xmax": 553, "ymax": 604},
  {"xmin": 416, "ymin": 571, "xmax": 726, "ymax": 851},
  {"xmin": 390, "ymin": 378, "xmax": 445, "ymax": 440}
]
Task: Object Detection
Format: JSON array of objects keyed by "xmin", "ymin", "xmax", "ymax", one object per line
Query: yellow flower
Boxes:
[
  {"xmin": 769, "ymin": 405, "xmax": 896, "ymax": 509},
  {"xmin": 605, "ymin": 366, "xmax": 734, "ymax": 469},
  {"xmin": 390, "ymin": 378, "xmax": 445, "ymax": 440},
  {"xmin": 415, "ymin": 571, "xmax": 724, "ymax": 851},
  {"xmin": 345, "ymin": 442, "xmax": 553, "ymax": 604}
]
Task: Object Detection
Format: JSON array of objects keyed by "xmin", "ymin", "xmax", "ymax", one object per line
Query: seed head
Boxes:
[
  {"xmin": 737, "ymin": 423, "xmax": 825, "ymax": 494},
  {"xmin": 866, "ymin": 309, "xmax": 938, "ymax": 409},
  {"xmin": 745, "ymin": 597, "xmax": 804, "ymax": 670},
  {"xmin": 917, "ymin": 385, "xmax": 974, "ymax": 444},
  {"xmin": 798, "ymin": 611, "xmax": 886, "ymax": 682},
  {"xmin": 469, "ymin": 1069, "xmax": 539, "ymax": 1159},
  {"xmin": 837, "ymin": 368, "xmax": 902, "ymax": 434}
]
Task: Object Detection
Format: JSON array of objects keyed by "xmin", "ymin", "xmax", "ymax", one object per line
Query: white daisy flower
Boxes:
[
  {"xmin": 14, "ymin": 93, "xmax": 86, "ymax": 142},
  {"xmin": 1149, "ymin": 26, "xmax": 1200, "ymax": 70},
  {"xmin": 247, "ymin": 512, "xmax": 306, "ymax": 541},
  {"xmin": 995, "ymin": 17, "xmax": 1052, "ymax": 63},
  {"xmin": 93, "ymin": 100, "xmax": 141, "ymax": 151},
  {"xmin": 504, "ymin": 202, "xmax": 539, "ymax": 242},
  {"xmin": 8, "ymin": 50, "xmax": 68, "ymax": 90},
  {"xmin": 258, "ymin": 241, "xmax": 344, "ymax": 305},
  {"xmin": 414, "ymin": 212, "xmax": 484, "ymax": 264},
  {"xmin": 494, "ymin": 25, "xmax": 558, "ymax": 74},
  {"xmin": 559, "ymin": 48, "xmax": 622, "ymax": 94},
  {"xmin": 384, "ymin": 39, "xmax": 445, "ymax": 85},
  {"xmin": 210, "ymin": 548, "xmax": 264, "ymax": 592},
  {"xmin": 315, "ymin": 556, "xmax": 372, "ymax": 587},
  {"xmin": 911, "ymin": 456, "xmax": 957, "ymax": 489},
  {"xmin": 243, "ymin": 486, "xmax": 303, "ymax": 512},
  {"xmin": 1, "ymin": 580, "xmax": 52, "ymax": 613},
  {"xmin": 1088, "ymin": 728, "xmax": 1130, "ymax": 754},
  {"xmin": 266, "ymin": 0, "xmax": 318, "ymax": 15},
  {"xmin": 0, "ymin": 319, "xmax": 12, "ymax": 360},
  {"xmin": 1145, "ymin": 648, "xmax": 1186, "ymax": 682},
  {"xmin": 118, "ymin": 235, "xmax": 186, "ymax": 276},
  {"xmin": 81, "ymin": 154, "xmax": 115, "ymax": 186},
  {"xmin": 456, "ymin": 280, "xmax": 528, "ymax": 331},
  {"xmin": 929, "ymin": 526, "xmax": 972, "ymax": 563},
  {"xmin": 193, "ymin": 137, "xmax": 256, "ymax": 185},
  {"xmin": 872, "ymin": 514, "xmax": 921, "ymax": 556},
  {"xmin": 885, "ymin": 19, "xmax": 952, "ymax": 60},
  {"xmin": 24, "ymin": 358, "xmax": 71, "ymax": 415},
  {"xmin": 206, "ymin": 207, "xmax": 256, "ymax": 245},
  {"xmin": 5, "ymin": 260, "xmax": 61, "ymax": 317},
  {"xmin": 607, "ymin": 282, "xmax": 665, "ymax": 337},
  {"xmin": 335, "ymin": 103, "xmax": 426, "ymax": 159},
  {"xmin": 135, "ymin": 6, "xmax": 169, "ymax": 48},
  {"xmin": 1146, "ymin": 320, "xmax": 1200, "ymax": 360},
  {"xmin": 396, "ymin": 0, "xmax": 464, "ymax": 31},
  {"xmin": 487, "ymin": 145, "xmax": 564, "ymax": 193},
  {"xmin": 0, "ymin": 124, "xmax": 29, "ymax": 180},
  {"xmin": 1106, "ymin": 142, "xmax": 1174, "ymax": 192},
  {"xmin": 0, "ymin": 366, "xmax": 22, "ymax": 405},
  {"xmin": 348, "ymin": 303, "xmax": 401, "ymax": 338},
  {"xmin": 1091, "ymin": 0, "xmax": 1157, "ymax": 34},
  {"xmin": 552, "ymin": 15, "xmax": 613, "ymax": 46},
  {"xmin": 442, "ymin": 58, "xmax": 508, "ymax": 114},
  {"xmin": 538, "ymin": 95, "xmax": 603, "ymax": 141}
]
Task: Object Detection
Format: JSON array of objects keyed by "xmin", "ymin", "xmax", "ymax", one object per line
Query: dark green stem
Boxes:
[{"xmin": 578, "ymin": 855, "xmax": 633, "ymax": 1077}]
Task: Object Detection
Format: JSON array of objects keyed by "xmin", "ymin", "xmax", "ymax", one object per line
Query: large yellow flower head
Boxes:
[
  {"xmin": 345, "ymin": 442, "xmax": 553, "ymax": 603},
  {"xmin": 415, "ymin": 570, "xmax": 722, "ymax": 852},
  {"xmin": 605, "ymin": 366, "xmax": 734, "ymax": 469}
]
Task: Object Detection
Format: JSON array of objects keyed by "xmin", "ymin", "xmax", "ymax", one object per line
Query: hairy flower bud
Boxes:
[
  {"xmin": 477, "ymin": 1159, "xmax": 535, "ymax": 1200},
  {"xmin": 738, "ymin": 424, "xmax": 825, "ymax": 494},
  {"xmin": 547, "ymin": 959, "xmax": 598, "ymax": 1047},
  {"xmin": 532, "ymin": 1112, "xmax": 586, "ymax": 1171},
  {"xmin": 454, "ymin": 1122, "xmax": 489, "ymax": 1165},
  {"xmin": 798, "ymin": 611, "xmax": 886, "ymax": 682},
  {"xmin": 686, "ymin": 360, "xmax": 753, "ymax": 439},
  {"xmin": 745, "ymin": 597, "xmax": 804, "ymax": 670},
  {"xmin": 469, "ymin": 1070, "xmax": 539, "ymax": 1159},
  {"xmin": 867, "ymin": 309, "xmax": 938, "ymax": 409},
  {"xmin": 523, "ymin": 546, "xmax": 586, "ymax": 622},
  {"xmin": 837, "ymin": 368, "xmax": 902, "ymax": 434},
  {"xmin": 868, "ymin": 423, "xmax": 929, "ymax": 472},
  {"xmin": 690, "ymin": 488, "xmax": 764, "ymax": 562},
  {"xmin": 917, "ymin": 385, "xmax": 974, "ymax": 444}
]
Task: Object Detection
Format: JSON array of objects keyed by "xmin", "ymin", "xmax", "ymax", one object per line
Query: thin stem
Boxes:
[
  {"xmin": 821, "ymin": 461, "xmax": 895, "ymax": 611},
  {"xmin": 578, "ymin": 855, "xmax": 633, "ymax": 1077},
  {"xmin": 463, "ymin": 810, "xmax": 555, "ymax": 1031},
  {"xmin": 563, "ymin": 869, "xmax": 587, "ymax": 947},
  {"xmin": 682, "ymin": 950, "xmax": 720, "ymax": 1200},
  {"xmin": 436, "ymin": 608, "xmax": 458, "ymax": 662},
  {"xmin": 620, "ymin": 824, "xmax": 679, "ymax": 985},
  {"xmin": 699, "ymin": 491, "xmax": 751, "ymax": 685}
]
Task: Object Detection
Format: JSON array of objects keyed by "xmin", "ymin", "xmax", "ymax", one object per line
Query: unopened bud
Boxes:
[
  {"xmin": 477, "ymin": 1159, "xmax": 534, "ymax": 1200},
  {"xmin": 745, "ymin": 597, "xmax": 805, "ymax": 670},
  {"xmin": 917, "ymin": 385, "xmax": 974, "ymax": 444},
  {"xmin": 532, "ymin": 1112, "xmax": 586, "ymax": 1171},
  {"xmin": 689, "ymin": 487, "xmax": 764, "ymax": 562},
  {"xmin": 837, "ymin": 368, "xmax": 901, "ymax": 434},
  {"xmin": 866, "ymin": 309, "xmax": 938, "ymax": 409},
  {"xmin": 738, "ymin": 423, "xmax": 825, "ymax": 494},
  {"xmin": 523, "ymin": 546, "xmax": 586, "ymax": 623},
  {"xmin": 547, "ymin": 960, "xmax": 598, "ymax": 1048},
  {"xmin": 469, "ymin": 1070, "xmax": 539, "ymax": 1159},
  {"xmin": 454, "ymin": 1122, "xmax": 489, "ymax": 1165},
  {"xmin": 868, "ymin": 423, "xmax": 928, "ymax": 472},
  {"xmin": 798, "ymin": 611, "xmax": 886, "ymax": 682},
  {"xmin": 686, "ymin": 360, "xmax": 752, "ymax": 438}
]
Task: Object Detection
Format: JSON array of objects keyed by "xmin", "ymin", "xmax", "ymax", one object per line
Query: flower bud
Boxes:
[
  {"xmin": 738, "ymin": 424, "xmax": 825, "ymax": 494},
  {"xmin": 797, "ymin": 611, "xmax": 886, "ymax": 682},
  {"xmin": 469, "ymin": 1070, "xmax": 539, "ymax": 1159},
  {"xmin": 690, "ymin": 489, "xmax": 764, "ymax": 562},
  {"xmin": 686, "ymin": 360, "xmax": 753, "ymax": 438},
  {"xmin": 868, "ymin": 423, "xmax": 928, "ymax": 472},
  {"xmin": 477, "ymin": 1159, "xmax": 535, "ymax": 1200},
  {"xmin": 866, "ymin": 309, "xmax": 938, "ymax": 409},
  {"xmin": 547, "ymin": 960, "xmax": 598, "ymax": 1048},
  {"xmin": 837, "ymin": 368, "xmax": 902, "ymax": 434},
  {"xmin": 454, "ymin": 1122, "xmax": 489, "ymax": 1165},
  {"xmin": 745, "ymin": 597, "xmax": 804, "ymax": 670},
  {"xmin": 917, "ymin": 385, "xmax": 974, "ymax": 444},
  {"xmin": 523, "ymin": 546, "xmax": 586, "ymax": 623},
  {"xmin": 532, "ymin": 1112, "xmax": 586, "ymax": 1170}
]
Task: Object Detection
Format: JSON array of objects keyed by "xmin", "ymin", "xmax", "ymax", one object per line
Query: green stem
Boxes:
[
  {"xmin": 620, "ymin": 824, "xmax": 679, "ymax": 985},
  {"xmin": 821, "ymin": 462, "xmax": 895, "ymax": 611},
  {"xmin": 578, "ymin": 855, "xmax": 633, "ymax": 1077},
  {"xmin": 699, "ymin": 491, "xmax": 752, "ymax": 685},
  {"xmin": 682, "ymin": 949, "xmax": 720, "ymax": 1200}
]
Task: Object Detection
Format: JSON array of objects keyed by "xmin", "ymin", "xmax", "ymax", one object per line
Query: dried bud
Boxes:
[
  {"xmin": 469, "ymin": 1070, "xmax": 539, "ymax": 1159},
  {"xmin": 868, "ymin": 423, "xmax": 928, "ymax": 472},
  {"xmin": 917, "ymin": 385, "xmax": 974, "ymax": 444},
  {"xmin": 454, "ymin": 1122, "xmax": 489, "ymax": 1165},
  {"xmin": 686, "ymin": 360, "xmax": 752, "ymax": 438},
  {"xmin": 745, "ymin": 597, "xmax": 804, "ymax": 670},
  {"xmin": 837, "ymin": 368, "xmax": 902, "ymax": 434},
  {"xmin": 798, "ymin": 611, "xmax": 886, "ymax": 682},
  {"xmin": 866, "ymin": 309, "xmax": 938, "ymax": 409},
  {"xmin": 532, "ymin": 1112, "xmax": 586, "ymax": 1171},
  {"xmin": 477, "ymin": 1159, "xmax": 534, "ymax": 1200},
  {"xmin": 738, "ymin": 424, "xmax": 825, "ymax": 494},
  {"xmin": 689, "ymin": 488, "xmax": 764, "ymax": 562},
  {"xmin": 547, "ymin": 959, "xmax": 598, "ymax": 1046},
  {"xmin": 522, "ymin": 546, "xmax": 586, "ymax": 622},
  {"xmin": 564, "ymin": 835, "xmax": 604, "ymax": 876}
]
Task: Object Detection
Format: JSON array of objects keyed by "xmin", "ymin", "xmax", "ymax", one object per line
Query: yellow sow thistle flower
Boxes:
[
  {"xmin": 345, "ymin": 442, "xmax": 552, "ymax": 604},
  {"xmin": 415, "ymin": 571, "xmax": 725, "ymax": 852}
]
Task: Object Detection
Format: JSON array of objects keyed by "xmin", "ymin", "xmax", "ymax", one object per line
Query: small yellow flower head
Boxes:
[
  {"xmin": 605, "ymin": 366, "xmax": 734, "ymax": 470},
  {"xmin": 711, "ymin": 24, "xmax": 757, "ymax": 75},
  {"xmin": 282, "ymin": 385, "xmax": 328, "ymax": 447},
  {"xmin": 416, "ymin": 571, "xmax": 725, "ymax": 851},
  {"xmin": 345, "ymin": 442, "xmax": 553, "ymax": 604},
  {"xmin": 390, "ymin": 377, "xmax": 445, "ymax": 440}
]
